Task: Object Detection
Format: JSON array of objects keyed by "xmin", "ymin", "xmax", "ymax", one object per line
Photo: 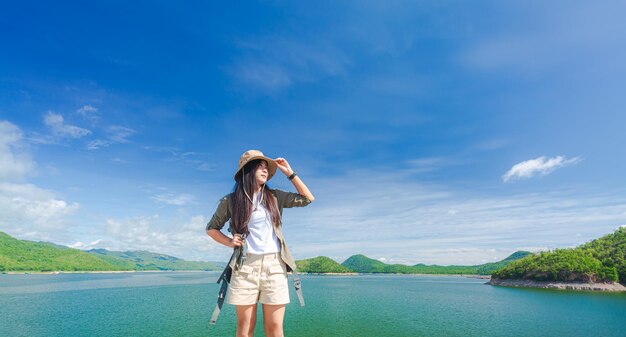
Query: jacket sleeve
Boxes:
[
  {"xmin": 274, "ymin": 188, "xmax": 312, "ymax": 208},
  {"xmin": 206, "ymin": 195, "xmax": 231, "ymax": 232}
]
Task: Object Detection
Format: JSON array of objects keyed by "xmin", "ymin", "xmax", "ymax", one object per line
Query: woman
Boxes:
[{"xmin": 206, "ymin": 149, "xmax": 315, "ymax": 337}]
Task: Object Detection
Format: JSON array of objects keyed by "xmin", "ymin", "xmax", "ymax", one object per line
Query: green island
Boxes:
[
  {"xmin": 490, "ymin": 227, "xmax": 626, "ymax": 291},
  {"xmin": 296, "ymin": 251, "xmax": 530, "ymax": 275},
  {"xmin": 0, "ymin": 231, "xmax": 223, "ymax": 272}
]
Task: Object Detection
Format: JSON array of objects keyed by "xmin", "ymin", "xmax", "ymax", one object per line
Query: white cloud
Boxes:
[
  {"xmin": 76, "ymin": 104, "xmax": 98, "ymax": 116},
  {"xmin": 87, "ymin": 125, "xmax": 136, "ymax": 150},
  {"xmin": 69, "ymin": 239, "xmax": 104, "ymax": 250},
  {"xmin": 473, "ymin": 139, "xmax": 510, "ymax": 151},
  {"xmin": 107, "ymin": 126, "xmax": 135, "ymax": 143},
  {"xmin": 197, "ymin": 163, "xmax": 216, "ymax": 171},
  {"xmin": 273, "ymin": 166, "xmax": 626, "ymax": 265},
  {"xmin": 13, "ymin": 162, "xmax": 625, "ymax": 265},
  {"xmin": 86, "ymin": 139, "xmax": 109, "ymax": 150},
  {"xmin": 0, "ymin": 121, "xmax": 79, "ymax": 236},
  {"xmin": 44, "ymin": 111, "xmax": 91, "ymax": 138},
  {"xmin": 78, "ymin": 214, "xmax": 221, "ymax": 261},
  {"xmin": 75, "ymin": 105, "xmax": 100, "ymax": 123},
  {"xmin": 231, "ymin": 37, "xmax": 350, "ymax": 92},
  {"xmin": 151, "ymin": 193, "xmax": 195, "ymax": 206},
  {"xmin": 0, "ymin": 121, "xmax": 36, "ymax": 182},
  {"xmin": 233, "ymin": 61, "xmax": 291, "ymax": 91},
  {"xmin": 405, "ymin": 157, "xmax": 447, "ymax": 174},
  {"xmin": 0, "ymin": 182, "xmax": 79, "ymax": 229},
  {"xmin": 502, "ymin": 155, "xmax": 582, "ymax": 182},
  {"xmin": 147, "ymin": 147, "xmax": 217, "ymax": 172},
  {"xmin": 462, "ymin": 2, "xmax": 626, "ymax": 73}
]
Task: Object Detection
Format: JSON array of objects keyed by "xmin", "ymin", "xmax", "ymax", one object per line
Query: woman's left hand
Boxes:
[{"xmin": 274, "ymin": 157, "xmax": 294, "ymax": 176}]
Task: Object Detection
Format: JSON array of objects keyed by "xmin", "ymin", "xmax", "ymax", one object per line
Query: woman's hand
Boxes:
[
  {"xmin": 229, "ymin": 234, "xmax": 243, "ymax": 248},
  {"xmin": 274, "ymin": 157, "xmax": 294, "ymax": 176}
]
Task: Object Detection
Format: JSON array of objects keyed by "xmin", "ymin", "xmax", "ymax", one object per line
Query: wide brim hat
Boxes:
[{"xmin": 234, "ymin": 149, "xmax": 278, "ymax": 181}]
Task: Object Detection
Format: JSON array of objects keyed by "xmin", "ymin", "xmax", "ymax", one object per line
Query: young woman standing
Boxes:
[{"xmin": 206, "ymin": 149, "xmax": 315, "ymax": 337}]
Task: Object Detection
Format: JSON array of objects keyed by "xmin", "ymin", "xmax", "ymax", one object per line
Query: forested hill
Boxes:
[
  {"xmin": 296, "ymin": 256, "xmax": 355, "ymax": 273},
  {"xmin": 0, "ymin": 231, "xmax": 222, "ymax": 272},
  {"xmin": 311, "ymin": 251, "xmax": 531, "ymax": 275},
  {"xmin": 0, "ymin": 231, "xmax": 124, "ymax": 272},
  {"xmin": 86, "ymin": 249, "xmax": 224, "ymax": 271},
  {"xmin": 492, "ymin": 227, "xmax": 626, "ymax": 285}
]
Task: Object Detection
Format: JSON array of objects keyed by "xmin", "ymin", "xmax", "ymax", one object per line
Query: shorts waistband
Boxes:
[{"xmin": 244, "ymin": 252, "xmax": 280, "ymax": 259}]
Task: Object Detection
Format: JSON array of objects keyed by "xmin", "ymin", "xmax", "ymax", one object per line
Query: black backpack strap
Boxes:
[
  {"xmin": 209, "ymin": 251, "xmax": 235, "ymax": 325},
  {"xmin": 291, "ymin": 270, "xmax": 305, "ymax": 306}
]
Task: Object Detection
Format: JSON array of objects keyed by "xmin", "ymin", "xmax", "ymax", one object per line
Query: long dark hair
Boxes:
[{"xmin": 231, "ymin": 159, "xmax": 281, "ymax": 234}]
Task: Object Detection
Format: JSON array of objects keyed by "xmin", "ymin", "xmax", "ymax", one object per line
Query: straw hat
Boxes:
[{"xmin": 234, "ymin": 149, "xmax": 277, "ymax": 181}]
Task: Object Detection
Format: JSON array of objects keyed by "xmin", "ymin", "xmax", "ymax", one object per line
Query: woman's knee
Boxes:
[
  {"xmin": 236, "ymin": 316, "xmax": 257, "ymax": 337},
  {"xmin": 262, "ymin": 308, "xmax": 284, "ymax": 336},
  {"xmin": 263, "ymin": 321, "xmax": 283, "ymax": 336}
]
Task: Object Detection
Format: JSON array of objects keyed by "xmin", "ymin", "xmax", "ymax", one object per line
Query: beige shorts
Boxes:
[{"xmin": 226, "ymin": 252, "xmax": 290, "ymax": 305}]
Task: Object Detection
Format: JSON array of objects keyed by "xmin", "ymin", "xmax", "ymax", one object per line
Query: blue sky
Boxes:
[{"xmin": 1, "ymin": 1, "xmax": 626, "ymax": 265}]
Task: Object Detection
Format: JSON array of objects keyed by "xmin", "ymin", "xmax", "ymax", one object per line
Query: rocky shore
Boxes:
[
  {"xmin": 298, "ymin": 272, "xmax": 359, "ymax": 276},
  {"xmin": 489, "ymin": 278, "xmax": 626, "ymax": 291}
]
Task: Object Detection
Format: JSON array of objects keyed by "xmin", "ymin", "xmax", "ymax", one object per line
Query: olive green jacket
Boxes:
[{"xmin": 205, "ymin": 188, "xmax": 312, "ymax": 272}]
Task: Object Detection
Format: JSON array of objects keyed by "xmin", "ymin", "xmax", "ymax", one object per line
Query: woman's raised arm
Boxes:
[{"xmin": 274, "ymin": 157, "xmax": 315, "ymax": 202}]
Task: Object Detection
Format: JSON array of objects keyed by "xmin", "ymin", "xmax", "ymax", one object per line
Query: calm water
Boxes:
[{"xmin": 0, "ymin": 272, "xmax": 625, "ymax": 336}]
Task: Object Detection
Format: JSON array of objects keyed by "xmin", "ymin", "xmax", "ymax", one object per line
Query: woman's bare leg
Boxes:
[
  {"xmin": 235, "ymin": 304, "xmax": 258, "ymax": 337},
  {"xmin": 262, "ymin": 304, "xmax": 286, "ymax": 337}
]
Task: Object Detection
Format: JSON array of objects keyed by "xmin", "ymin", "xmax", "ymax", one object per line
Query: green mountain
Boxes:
[
  {"xmin": 0, "ymin": 231, "xmax": 125, "ymax": 272},
  {"xmin": 86, "ymin": 249, "xmax": 223, "ymax": 271},
  {"xmin": 0, "ymin": 229, "xmax": 534, "ymax": 275},
  {"xmin": 0, "ymin": 231, "xmax": 223, "ymax": 272},
  {"xmin": 341, "ymin": 252, "xmax": 531, "ymax": 275},
  {"xmin": 296, "ymin": 256, "xmax": 355, "ymax": 273},
  {"xmin": 492, "ymin": 228, "xmax": 626, "ymax": 285},
  {"xmin": 475, "ymin": 251, "xmax": 533, "ymax": 275}
]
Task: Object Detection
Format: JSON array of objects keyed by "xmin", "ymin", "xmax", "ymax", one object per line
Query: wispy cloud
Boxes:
[
  {"xmin": 76, "ymin": 104, "xmax": 97, "ymax": 115},
  {"xmin": 107, "ymin": 126, "xmax": 135, "ymax": 143},
  {"xmin": 473, "ymin": 139, "xmax": 510, "ymax": 152},
  {"xmin": 461, "ymin": 2, "xmax": 626, "ymax": 73},
  {"xmin": 90, "ymin": 214, "xmax": 221, "ymax": 261},
  {"xmin": 502, "ymin": 155, "xmax": 582, "ymax": 182},
  {"xmin": 151, "ymin": 193, "xmax": 195, "ymax": 206},
  {"xmin": 230, "ymin": 37, "xmax": 350, "ymax": 93},
  {"xmin": 0, "ymin": 121, "xmax": 35, "ymax": 182},
  {"xmin": 405, "ymin": 157, "xmax": 449, "ymax": 174},
  {"xmin": 44, "ymin": 111, "xmax": 92, "ymax": 139},
  {"xmin": 272, "ymin": 166, "xmax": 626, "ymax": 265},
  {"xmin": 75, "ymin": 104, "xmax": 100, "ymax": 123},
  {"xmin": 196, "ymin": 162, "xmax": 216, "ymax": 172},
  {"xmin": 87, "ymin": 125, "xmax": 136, "ymax": 150},
  {"xmin": 233, "ymin": 61, "xmax": 291, "ymax": 92},
  {"xmin": 145, "ymin": 146, "xmax": 216, "ymax": 172}
]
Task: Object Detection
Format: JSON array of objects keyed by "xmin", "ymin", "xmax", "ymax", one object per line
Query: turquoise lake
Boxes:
[{"xmin": 1, "ymin": 272, "xmax": 625, "ymax": 336}]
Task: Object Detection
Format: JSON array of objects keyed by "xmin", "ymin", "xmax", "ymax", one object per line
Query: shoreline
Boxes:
[
  {"xmin": 299, "ymin": 272, "xmax": 491, "ymax": 278},
  {"xmin": 1, "ymin": 270, "xmax": 222, "ymax": 275},
  {"xmin": 3, "ymin": 270, "xmax": 494, "ymax": 278},
  {"xmin": 489, "ymin": 278, "xmax": 626, "ymax": 292},
  {"xmin": 298, "ymin": 272, "xmax": 359, "ymax": 276},
  {"xmin": 3, "ymin": 270, "xmax": 491, "ymax": 278}
]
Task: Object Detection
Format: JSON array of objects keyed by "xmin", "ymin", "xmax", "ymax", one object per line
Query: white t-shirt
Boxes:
[{"xmin": 244, "ymin": 191, "xmax": 281, "ymax": 254}]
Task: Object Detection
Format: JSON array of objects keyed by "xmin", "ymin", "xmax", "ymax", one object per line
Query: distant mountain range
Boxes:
[
  {"xmin": 296, "ymin": 251, "xmax": 531, "ymax": 275},
  {"xmin": 1, "ymin": 230, "xmax": 530, "ymax": 275},
  {"xmin": 0, "ymin": 231, "xmax": 224, "ymax": 272}
]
